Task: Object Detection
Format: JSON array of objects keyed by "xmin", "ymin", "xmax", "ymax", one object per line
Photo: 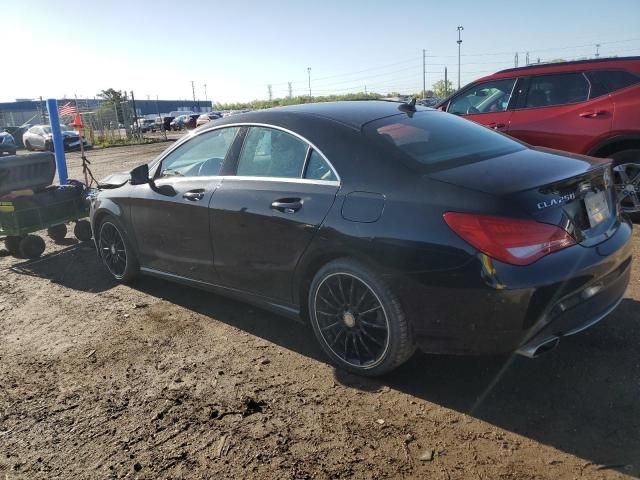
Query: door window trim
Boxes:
[{"xmin": 149, "ymin": 122, "xmax": 340, "ymax": 185}]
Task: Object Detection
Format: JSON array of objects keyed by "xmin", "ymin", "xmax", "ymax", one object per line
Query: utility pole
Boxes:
[
  {"xmin": 364, "ymin": 85, "xmax": 367, "ymax": 95},
  {"xmin": 445, "ymin": 67, "xmax": 448, "ymax": 96},
  {"xmin": 422, "ymin": 49, "xmax": 426, "ymax": 99},
  {"xmin": 514, "ymin": 52, "xmax": 519, "ymax": 67},
  {"xmin": 191, "ymin": 80, "xmax": 196, "ymax": 110},
  {"xmin": 267, "ymin": 84, "xmax": 273, "ymax": 101},
  {"xmin": 130, "ymin": 90, "xmax": 139, "ymax": 136},
  {"xmin": 204, "ymin": 83, "xmax": 208, "ymax": 103},
  {"xmin": 595, "ymin": 44, "xmax": 600, "ymax": 58},
  {"xmin": 288, "ymin": 82, "xmax": 292, "ymax": 98},
  {"xmin": 457, "ymin": 26, "xmax": 464, "ymax": 90},
  {"xmin": 526, "ymin": 51, "xmax": 530, "ymax": 65},
  {"xmin": 307, "ymin": 67, "xmax": 312, "ymax": 99}
]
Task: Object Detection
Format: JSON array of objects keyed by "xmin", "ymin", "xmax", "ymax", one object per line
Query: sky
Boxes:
[{"xmin": 2, "ymin": 0, "xmax": 640, "ymax": 104}]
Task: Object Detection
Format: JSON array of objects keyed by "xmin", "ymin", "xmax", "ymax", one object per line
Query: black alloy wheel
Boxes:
[
  {"xmin": 309, "ymin": 259, "xmax": 415, "ymax": 376},
  {"xmin": 99, "ymin": 221, "xmax": 128, "ymax": 279}
]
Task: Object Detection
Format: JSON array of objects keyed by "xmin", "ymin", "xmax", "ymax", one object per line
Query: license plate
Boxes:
[{"xmin": 584, "ymin": 190, "xmax": 610, "ymax": 228}]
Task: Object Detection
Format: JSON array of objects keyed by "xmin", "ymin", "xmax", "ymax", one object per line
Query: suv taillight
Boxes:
[{"xmin": 443, "ymin": 212, "xmax": 576, "ymax": 266}]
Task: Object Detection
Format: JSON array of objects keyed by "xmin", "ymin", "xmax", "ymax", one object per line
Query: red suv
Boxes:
[{"xmin": 438, "ymin": 57, "xmax": 640, "ymax": 212}]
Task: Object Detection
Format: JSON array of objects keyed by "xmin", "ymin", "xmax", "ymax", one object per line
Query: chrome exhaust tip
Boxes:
[{"xmin": 516, "ymin": 337, "xmax": 560, "ymax": 358}]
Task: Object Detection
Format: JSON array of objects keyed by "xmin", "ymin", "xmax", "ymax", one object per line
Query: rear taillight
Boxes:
[{"xmin": 443, "ymin": 212, "xmax": 576, "ymax": 266}]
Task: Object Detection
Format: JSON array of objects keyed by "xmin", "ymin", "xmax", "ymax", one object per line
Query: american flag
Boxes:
[{"xmin": 58, "ymin": 101, "xmax": 78, "ymax": 117}]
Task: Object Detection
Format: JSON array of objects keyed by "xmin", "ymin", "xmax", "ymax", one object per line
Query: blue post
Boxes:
[{"xmin": 45, "ymin": 99, "xmax": 68, "ymax": 184}]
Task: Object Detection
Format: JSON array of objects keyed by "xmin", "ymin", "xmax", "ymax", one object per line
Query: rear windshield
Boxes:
[{"xmin": 364, "ymin": 111, "xmax": 525, "ymax": 170}]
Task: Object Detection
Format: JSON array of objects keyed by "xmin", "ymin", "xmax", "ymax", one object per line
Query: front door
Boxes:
[
  {"xmin": 210, "ymin": 126, "xmax": 340, "ymax": 303},
  {"xmin": 129, "ymin": 126, "xmax": 241, "ymax": 282}
]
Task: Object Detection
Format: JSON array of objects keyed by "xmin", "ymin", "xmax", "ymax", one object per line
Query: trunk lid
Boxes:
[{"xmin": 429, "ymin": 147, "xmax": 618, "ymax": 246}]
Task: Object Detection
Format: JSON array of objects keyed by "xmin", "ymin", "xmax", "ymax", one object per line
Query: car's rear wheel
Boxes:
[
  {"xmin": 611, "ymin": 149, "xmax": 640, "ymax": 216},
  {"xmin": 98, "ymin": 218, "xmax": 139, "ymax": 282},
  {"xmin": 308, "ymin": 258, "xmax": 415, "ymax": 376}
]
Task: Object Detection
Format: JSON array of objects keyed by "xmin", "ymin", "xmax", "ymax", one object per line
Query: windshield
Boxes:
[{"xmin": 364, "ymin": 111, "xmax": 525, "ymax": 170}]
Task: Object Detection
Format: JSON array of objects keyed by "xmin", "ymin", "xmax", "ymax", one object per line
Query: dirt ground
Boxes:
[{"xmin": 1, "ymin": 142, "xmax": 639, "ymax": 479}]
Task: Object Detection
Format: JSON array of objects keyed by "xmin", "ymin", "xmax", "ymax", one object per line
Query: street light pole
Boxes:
[
  {"xmin": 457, "ymin": 26, "xmax": 464, "ymax": 90},
  {"xmin": 307, "ymin": 67, "xmax": 312, "ymax": 99}
]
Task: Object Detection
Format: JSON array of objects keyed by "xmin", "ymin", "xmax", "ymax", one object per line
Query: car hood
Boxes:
[
  {"xmin": 426, "ymin": 147, "xmax": 609, "ymax": 196},
  {"xmin": 61, "ymin": 130, "xmax": 80, "ymax": 138},
  {"xmin": 98, "ymin": 171, "xmax": 130, "ymax": 189}
]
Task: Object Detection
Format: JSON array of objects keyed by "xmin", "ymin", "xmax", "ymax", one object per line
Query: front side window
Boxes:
[
  {"xmin": 237, "ymin": 127, "xmax": 308, "ymax": 178},
  {"xmin": 158, "ymin": 127, "xmax": 239, "ymax": 178},
  {"xmin": 525, "ymin": 73, "xmax": 589, "ymax": 108},
  {"xmin": 447, "ymin": 78, "xmax": 516, "ymax": 115}
]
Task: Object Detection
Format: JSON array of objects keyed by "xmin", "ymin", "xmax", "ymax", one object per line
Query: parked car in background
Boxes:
[
  {"xmin": 169, "ymin": 114, "xmax": 195, "ymax": 131},
  {"xmin": 134, "ymin": 118, "xmax": 157, "ymax": 133},
  {"xmin": 437, "ymin": 56, "xmax": 640, "ymax": 212},
  {"xmin": 23, "ymin": 124, "xmax": 90, "ymax": 152},
  {"xmin": 91, "ymin": 101, "xmax": 632, "ymax": 376},
  {"xmin": 185, "ymin": 114, "xmax": 200, "ymax": 130},
  {"xmin": 0, "ymin": 130, "xmax": 16, "ymax": 156},
  {"xmin": 162, "ymin": 116, "xmax": 175, "ymax": 131},
  {"xmin": 418, "ymin": 96, "xmax": 443, "ymax": 107},
  {"xmin": 196, "ymin": 111, "xmax": 223, "ymax": 127}
]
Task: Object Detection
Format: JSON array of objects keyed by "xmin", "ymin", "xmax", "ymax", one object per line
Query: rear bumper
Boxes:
[
  {"xmin": 391, "ymin": 219, "xmax": 633, "ymax": 355},
  {"xmin": 0, "ymin": 145, "xmax": 16, "ymax": 155}
]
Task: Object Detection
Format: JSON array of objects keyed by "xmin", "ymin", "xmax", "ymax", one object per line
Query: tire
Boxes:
[
  {"xmin": 74, "ymin": 220, "xmax": 93, "ymax": 242},
  {"xmin": 97, "ymin": 217, "xmax": 139, "ymax": 283},
  {"xmin": 610, "ymin": 149, "xmax": 640, "ymax": 218},
  {"xmin": 308, "ymin": 258, "xmax": 415, "ymax": 376},
  {"xmin": 5, "ymin": 236, "xmax": 23, "ymax": 256},
  {"xmin": 44, "ymin": 140, "xmax": 52, "ymax": 151},
  {"xmin": 19, "ymin": 235, "xmax": 45, "ymax": 258},
  {"xmin": 24, "ymin": 140, "xmax": 33, "ymax": 151},
  {"xmin": 47, "ymin": 224, "xmax": 67, "ymax": 242}
]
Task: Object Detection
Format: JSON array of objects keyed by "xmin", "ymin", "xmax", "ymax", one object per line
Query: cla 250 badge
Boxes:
[{"xmin": 537, "ymin": 193, "xmax": 576, "ymax": 210}]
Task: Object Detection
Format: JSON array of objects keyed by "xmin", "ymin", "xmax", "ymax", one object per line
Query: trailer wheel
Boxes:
[
  {"xmin": 47, "ymin": 224, "xmax": 67, "ymax": 242},
  {"xmin": 19, "ymin": 235, "xmax": 45, "ymax": 258},
  {"xmin": 4, "ymin": 236, "xmax": 23, "ymax": 256},
  {"xmin": 74, "ymin": 220, "xmax": 92, "ymax": 242}
]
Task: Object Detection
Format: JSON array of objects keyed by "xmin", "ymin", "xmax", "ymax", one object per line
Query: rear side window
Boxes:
[
  {"xmin": 587, "ymin": 69, "xmax": 640, "ymax": 98},
  {"xmin": 525, "ymin": 73, "xmax": 589, "ymax": 108},
  {"xmin": 364, "ymin": 111, "xmax": 524, "ymax": 170},
  {"xmin": 237, "ymin": 127, "xmax": 308, "ymax": 178},
  {"xmin": 304, "ymin": 150, "xmax": 337, "ymax": 181}
]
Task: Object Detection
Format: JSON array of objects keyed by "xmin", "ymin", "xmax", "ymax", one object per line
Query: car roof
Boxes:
[
  {"xmin": 231, "ymin": 101, "xmax": 431, "ymax": 129},
  {"xmin": 475, "ymin": 55, "xmax": 640, "ymax": 82}
]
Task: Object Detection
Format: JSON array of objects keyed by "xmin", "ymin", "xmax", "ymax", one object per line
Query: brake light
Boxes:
[{"xmin": 443, "ymin": 212, "xmax": 576, "ymax": 266}]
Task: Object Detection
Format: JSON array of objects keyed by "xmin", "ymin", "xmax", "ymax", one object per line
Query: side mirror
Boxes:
[{"xmin": 130, "ymin": 164, "xmax": 149, "ymax": 185}]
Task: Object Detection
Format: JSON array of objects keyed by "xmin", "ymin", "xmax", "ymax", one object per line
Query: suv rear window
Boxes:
[
  {"xmin": 587, "ymin": 69, "xmax": 640, "ymax": 98},
  {"xmin": 364, "ymin": 111, "xmax": 524, "ymax": 170}
]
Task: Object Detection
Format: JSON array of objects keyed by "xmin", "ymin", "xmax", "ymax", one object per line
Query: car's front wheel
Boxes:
[
  {"xmin": 308, "ymin": 258, "xmax": 415, "ymax": 376},
  {"xmin": 98, "ymin": 218, "xmax": 139, "ymax": 282}
]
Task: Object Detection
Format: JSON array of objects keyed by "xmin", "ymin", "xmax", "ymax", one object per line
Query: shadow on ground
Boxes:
[{"xmin": 15, "ymin": 245, "xmax": 640, "ymax": 476}]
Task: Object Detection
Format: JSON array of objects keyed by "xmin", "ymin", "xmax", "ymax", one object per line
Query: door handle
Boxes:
[
  {"xmin": 488, "ymin": 122, "xmax": 506, "ymax": 130},
  {"xmin": 579, "ymin": 110, "xmax": 607, "ymax": 118},
  {"xmin": 183, "ymin": 190, "xmax": 205, "ymax": 201},
  {"xmin": 271, "ymin": 198, "xmax": 303, "ymax": 213}
]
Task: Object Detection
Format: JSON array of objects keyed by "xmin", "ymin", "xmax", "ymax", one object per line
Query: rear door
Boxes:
[
  {"xmin": 129, "ymin": 126, "xmax": 241, "ymax": 282},
  {"xmin": 507, "ymin": 72, "xmax": 613, "ymax": 154},
  {"xmin": 445, "ymin": 77, "xmax": 518, "ymax": 133},
  {"xmin": 210, "ymin": 126, "xmax": 339, "ymax": 303}
]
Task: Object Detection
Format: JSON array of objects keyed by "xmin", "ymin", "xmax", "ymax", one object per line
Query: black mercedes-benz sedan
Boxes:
[{"xmin": 90, "ymin": 100, "xmax": 633, "ymax": 376}]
